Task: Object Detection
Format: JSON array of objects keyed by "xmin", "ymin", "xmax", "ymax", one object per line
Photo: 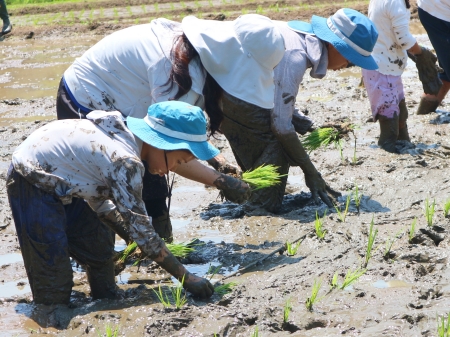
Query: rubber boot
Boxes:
[
  {"xmin": 151, "ymin": 210, "xmax": 173, "ymax": 243},
  {"xmin": 416, "ymin": 96, "xmax": 440, "ymax": 115},
  {"xmin": 378, "ymin": 113, "xmax": 399, "ymax": 153},
  {"xmin": 86, "ymin": 258, "xmax": 121, "ymax": 300},
  {"xmin": 0, "ymin": 0, "xmax": 11, "ymax": 35},
  {"xmin": 398, "ymin": 99, "xmax": 410, "ymax": 141}
]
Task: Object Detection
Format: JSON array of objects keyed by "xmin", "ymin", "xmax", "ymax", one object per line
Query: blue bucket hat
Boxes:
[
  {"xmin": 126, "ymin": 101, "xmax": 220, "ymax": 161},
  {"xmin": 288, "ymin": 8, "xmax": 378, "ymax": 70}
]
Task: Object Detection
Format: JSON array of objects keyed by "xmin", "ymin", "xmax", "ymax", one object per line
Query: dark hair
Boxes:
[
  {"xmin": 405, "ymin": 0, "xmax": 410, "ymax": 9},
  {"xmin": 161, "ymin": 33, "xmax": 224, "ymax": 136}
]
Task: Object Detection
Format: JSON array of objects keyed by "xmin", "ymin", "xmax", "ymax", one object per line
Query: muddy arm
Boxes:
[{"xmin": 206, "ymin": 153, "xmax": 241, "ymax": 176}]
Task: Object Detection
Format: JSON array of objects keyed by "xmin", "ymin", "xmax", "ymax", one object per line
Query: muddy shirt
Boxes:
[
  {"xmin": 63, "ymin": 19, "xmax": 205, "ymax": 118},
  {"xmin": 271, "ymin": 22, "xmax": 328, "ymax": 165},
  {"xmin": 368, "ymin": 0, "xmax": 417, "ymax": 76},
  {"xmin": 418, "ymin": 0, "xmax": 450, "ymax": 23},
  {"xmin": 11, "ymin": 111, "xmax": 164, "ymax": 257}
]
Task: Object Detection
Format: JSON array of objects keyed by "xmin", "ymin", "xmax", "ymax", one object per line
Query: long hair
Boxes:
[
  {"xmin": 405, "ymin": 0, "xmax": 410, "ymax": 9},
  {"xmin": 161, "ymin": 33, "xmax": 224, "ymax": 136}
]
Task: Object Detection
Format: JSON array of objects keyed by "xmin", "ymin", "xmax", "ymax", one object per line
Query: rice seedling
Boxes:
[
  {"xmin": 285, "ymin": 240, "xmax": 301, "ymax": 256},
  {"xmin": 339, "ymin": 268, "xmax": 366, "ymax": 290},
  {"xmin": 334, "ymin": 193, "xmax": 351, "ymax": 223},
  {"xmin": 180, "ymin": 1, "xmax": 186, "ymax": 8},
  {"xmin": 384, "ymin": 229, "xmax": 403, "ymax": 260},
  {"xmin": 301, "ymin": 127, "xmax": 340, "ymax": 153},
  {"xmin": 314, "ymin": 210, "xmax": 327, "ymax": 240},
  {"xmin": 329, "ymin": 272, "xmax": 339, "ymax": 290},
  {"xmin": 117, "ymin": 241, "xmax": 138, "ymax": 263},
  {"xmin": 437, "ymin": 313, "xmax": 450, "ymax": 337},
  {"xmin": 170, "ymin": 2, "xmax": 175, "ymax": 10},
  {"xmin": 242, "ymin": 164, "xmax": 286, "ymax": 190},
  {"xmin": 97, "ymin": 323, "xmax": 119, "ymax": 337},
  {"xmin": 424, "ymin": 197, "xmax": 436, "ymax": 227},
  {"xmin": 241, "ymin": 8, "xmax": 249, "ymax": 14},
  {"xmin": 408, "ymin": 217, "xmax": 417, "ymax": 243},
  {"xmin": 154, "ymin": 3, "xmax": 159, "ymax": 12},
  {"xmin": 363, "ymin": 216, "xmax": 378, "ymax": 268},
  {"xmin": 256, "ymin": 5, "xmax": 264, "ymax": 14},
  {"xmin": 214, "ymin": 282, "xmax": 237, "ymax": 296},
  {"xmin": 283, "ymin": 298, "xmax": 292, "ymax": 323},
  {"xmin": 126, "ymin": 6, "xmax": 132, "ymax": 16},
  {"xmin": 443, "ymin": 199, "xmax": 450, "ymax": 218},
  {"xmin": 305, "ymin": 279, "xmax": 322, "ymax": 311},
  {"xmin": 100, "ymin": 7, "xmax": 104, "ymax": 18},
  {"xmin": 251, "ymin": 326, "xmax": 259, "ymax": 337},
  {"xmin": 141, "ymin": 4, "xmax": 146, "ymax": 13},
  {"xmin": 152, "ymin": 284, "xmax": 171, "ymax": 308},
  {"xmin": 172, "ymin": 275, "xmax": 187, "ymax": 309},
  {"xmin": 166, "ymin": 241, "xmax": 195, "ymax": 258},
  {"xmin": 206, "ymin": 264, "xmax": 222, "ymax": 280},
  {"xmin": 353, "ymin": 184, "xmax": 362, "ymax": 213}
]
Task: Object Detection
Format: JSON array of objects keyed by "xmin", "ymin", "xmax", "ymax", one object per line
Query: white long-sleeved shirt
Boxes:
[
  {"xmin": 368, "ymin": 0, "xmax": 417, "ymax": 76},
  {"xmin": 64, "ymin": 20, "xmax": 206, "ymax": 118},
  {"xmin": 12, "ymin": 111, "xmax": 164, "ymax": 257},
  {"xmin": 418, "ymin": 0, "xmax": 450, "ymax": 23}
]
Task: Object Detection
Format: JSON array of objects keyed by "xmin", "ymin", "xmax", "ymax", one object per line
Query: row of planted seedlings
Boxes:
[{"xmin": 282, "ymin": 187, "xmax": 450, "ymax": 335}]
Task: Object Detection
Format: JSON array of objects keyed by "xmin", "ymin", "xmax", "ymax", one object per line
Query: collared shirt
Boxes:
[
  {"xmin": 271, "ymin": 21, "xmax": 328, "ymax": 163},
  {"xmin": 369, "ymin": 0, "xmax": 417, "ymax": 76},
  {"xmin": 12, "ymin": 111, "xmax": 164, "ymax": 257},
  {"xmin": 63, "ymin": 19, "xmax": 206, "ymax": 118},
  {"xmin": 418, "ymin": 0, "xmax": 450, "ymax": 23}
]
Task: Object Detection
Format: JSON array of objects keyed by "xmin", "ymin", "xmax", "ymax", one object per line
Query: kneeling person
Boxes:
[{"xmin": 7, "ymin": 101, "xmax": 250, "ymax": 304}]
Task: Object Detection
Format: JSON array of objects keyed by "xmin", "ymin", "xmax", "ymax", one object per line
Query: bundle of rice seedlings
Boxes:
[
  {"xmin": 214, "ymin": 282, "xmax": 238, "ymax": 296},
  {"xmin": 242, "ymin": 164, "xmax": 286, "ymax": 190},
  {"xmin": 302, "ymin": 123, "xmax": 356, "ymax": 153},
  {"xmin": 117, "ymin": 240, "xmax": 195, "ymax": 263},
  {"xmin": 117, "ymin": 241, "xmax": 138, "ymax": 263}
]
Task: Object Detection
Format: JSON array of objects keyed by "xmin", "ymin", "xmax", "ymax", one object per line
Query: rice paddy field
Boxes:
[{"xmin": 2, "ymin": 0, "xmax": 450, "ymax": 336}]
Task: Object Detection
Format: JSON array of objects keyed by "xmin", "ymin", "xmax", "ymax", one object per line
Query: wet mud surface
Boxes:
[{"xmin": 2, "ymin": 1, "xmax": 450, "ymax": 336}]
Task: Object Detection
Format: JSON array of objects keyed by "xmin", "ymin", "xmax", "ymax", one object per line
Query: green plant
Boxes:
[
  {"xmin": 305, "ymin": 279, "xmax": 322, "ymax": 311},
  {"xmin": 352, "ymin": 134, "xmax": 358, "ymax": 164},
  {"xmin": 330, "ymin": 272, "xmax": 338, "ymax": 290},
  {"xmin": 283, "ymin": 298, "xmax": 292, "ymax": 323},
  {"xmin": 363, "ymin": 216, "xmax": 378, "ymax": 268},
  {"xmin": 166, "ymin": 241, "xmax": 195, "ymax": 258},
  {"xmin": 339, "ymin": 268, "xmax": 366, "ymax": 290},
  {"xmin": 206, "ymin": 264, "xmax": 222, "ymax": 280},
  {"xmin": 286, "ymin": 241, "xmax": 301, "ymax": 256},
  {"xmin": 443, "ymin": 199, "xmax": 450, "ymax": 218},
  {"xmin": 251, "ymin": 326, "xmax": 259, "ymax": 337},
  {"xmin": 154, "ymin": 3, "xmax": 159, "ymax": 11},
  {"xmin": 384, "ymin": 230, "xmax": 403, "ymax": 259},
  {"xmin": 302, "ymin": 127, "xmax": 340, "ymax": 152},
  {"xmin": 242, "ymin": 164, "xmax": 286, "ymax": 190},
  {"xmin": 214, "ymin": 282, "xmax": 237, "ymax": 296},
  {"xmin": 314, "ymin": 210, "xmax": 327, "ymax": 240},
  {"xmin": 408, "ymin": 217, "xmax": 417, "ymax": 243},
  {"xmin": 334, "ymin": 193, "xmax": 351, "ymax": 223},
  {"xmin": 97, "ymin": 323, "xmax": 119, "ymax": 337},
  {"xmin": 424, "ymin": 197, "xmax": 436, "ymax": 227},
  {"xmin": 353, "ymin": 184, "xmax": 362, "ymax": 213},
  {"xmin": 117, "ymin": 241, "xmax": 138, "ymax": 263},
  {"xmin": 153, "ymin": 284, "xmax": 171, "ymax": 308},
  {"xmin": 437, "ymin": 313, "xmax": 450, "ymax": 337},
  {"xmin": 172, "ymin": 275, "xmax": 187, "ymax": 309}
]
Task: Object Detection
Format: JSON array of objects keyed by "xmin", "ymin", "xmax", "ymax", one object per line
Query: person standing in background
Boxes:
[{"xmin": 0, "ymin": 0, "xmax": 12, "ymax": 36}]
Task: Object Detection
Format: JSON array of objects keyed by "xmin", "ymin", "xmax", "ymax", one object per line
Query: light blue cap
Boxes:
[
  {"xmin": 126, "ymin": 101, "xmax": 220, "ymax": 161},
  {"xmin": 288, "ymin": 8, "xmax": 379, "ymax": 70}
]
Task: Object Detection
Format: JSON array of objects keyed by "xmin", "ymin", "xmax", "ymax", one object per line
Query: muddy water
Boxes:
[{"xmin": 3, "ymin": 19, "xmax": 450, "ymax": 336}]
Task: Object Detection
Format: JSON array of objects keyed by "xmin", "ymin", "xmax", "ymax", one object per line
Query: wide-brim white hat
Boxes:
[{"xmin": 182, "ymin": 14, "xmax": 285, "ymax": 109}]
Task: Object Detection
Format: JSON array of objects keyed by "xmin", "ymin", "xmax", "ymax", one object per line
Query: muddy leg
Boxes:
[
  {"xmin": 6, "ymin": 169, "xmax": 73, "ymax": 305},
  {"xmin": 66, "ymin": 198, "xmax": 119, "ymax": 300},
  {"xmin": 378, "ymin": 113, "xmax": 399, "ymax": 153},
  {"xmin": 398, "ymin": 98, "xmax": 410, "ymax": 141},
  {"xmin": 416, "ymin": 80, "xmax": 450, "ymax": 115}
]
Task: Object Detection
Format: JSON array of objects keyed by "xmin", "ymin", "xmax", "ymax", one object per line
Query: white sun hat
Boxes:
[{"xmin": 182, "ymin": 14, "xmax": 285, "ymax": 109}]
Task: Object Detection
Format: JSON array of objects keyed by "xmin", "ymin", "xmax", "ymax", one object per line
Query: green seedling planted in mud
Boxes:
[
  {"xmin": 242, "ymin": 164, "xmax": 286, "ymax": 191},
  {"xmin": 408, "ymin": 217, "xmax": 417, "ymax": 243},
  {"xmin": 97, "ymin": 323, "xmax": 119, "ymax": 337},
  {"xmin": 384, "ymin": 230, "xmax": 403, "ymax": 259},
  {"xmin": 283, "ymin": 298, "xmax": 292, "ymax": 323},
  {"xmin": 437, "ymin": 313, "xmax": 450, "ymax": 337},
  {"xmin": 353, "ymin": 184, "xmax": 362, "ymax": 213},
  {"xmin": 314, "ymin": 210, "xmax": 327, "ymax": 240},
  {"xmin": 305, "ymin": 279, "xmax": 323, "ymax": 311},
  {"xmin": 334, "ymin": 193, "xmax": 351, "ymax": 223},
  {"xmin": 251, "ymin": 326, "xmax": 259, "ymax": 337},
  {"xmin": 443, "ymin": 199, "xmax": 450, "ymax": 218},
  {"xmin": 214, "ymin": 282, "xmax": 237, "ymax": 296},
  {"xmin": 329, "ymin": 272, "xmax": 339, "ymax": 290},
  {"xmin": 153, "ymin": 284, "xmax": 171, "ymax": 308},
  {"xmin": 363, "ymin": 216, "xmax": 378, "ymax": 268},
  {"xmin": 285, "ymin": 241, "xmax": 301, "ymax": 256},
  {"xmin": 152, "ymin": 275, "xmax": 187, "ymax": 309},
  {"xmin": 424, "ymin": 197, "xmax": 436, "ymax": 227},
  {"xmin": 339, "ymin": 268, "xmax": 366, "ymax": 290},
  {"xmin": 206, "ymin": 264, "xmax": 222, "ymax": 280}
]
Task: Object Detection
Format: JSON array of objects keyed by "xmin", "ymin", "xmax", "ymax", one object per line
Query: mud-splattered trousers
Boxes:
[{"xmin": 8, "ymin": 112, "xmax": 164, "ymax": 304}]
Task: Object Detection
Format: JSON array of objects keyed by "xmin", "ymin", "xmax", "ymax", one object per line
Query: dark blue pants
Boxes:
[
  {"xmin": 7, "ymin": 167, "xmax": 116, "ymax": 304},
  {"xmin": 419, "ymin": 7, "xmax": 450, "ymax": 83}
]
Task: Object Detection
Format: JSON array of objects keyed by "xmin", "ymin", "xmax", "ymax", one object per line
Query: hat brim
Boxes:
[
  {"xmin": 126, "ymin": 117, "xmax": 219, "ymax": 161},
  {"xmin": 311, "ymin": 16, "xmax": 378, "ymax": 71},
  {"xmin": 287, "ymin": 21, "xmax": 315, "ymax": 35}
]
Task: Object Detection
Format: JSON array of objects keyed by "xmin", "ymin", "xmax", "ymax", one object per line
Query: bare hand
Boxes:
[
  {"xmin": 214, "ymin": 173, "xmax": 252, "ymax": 204},
  {"xmin": 183, "ymin": 272, "xmax": 214, "ymax": 298},
  {"xmin": 304, "ymin": 171, "xmax": 341, "ymax": 207}
]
